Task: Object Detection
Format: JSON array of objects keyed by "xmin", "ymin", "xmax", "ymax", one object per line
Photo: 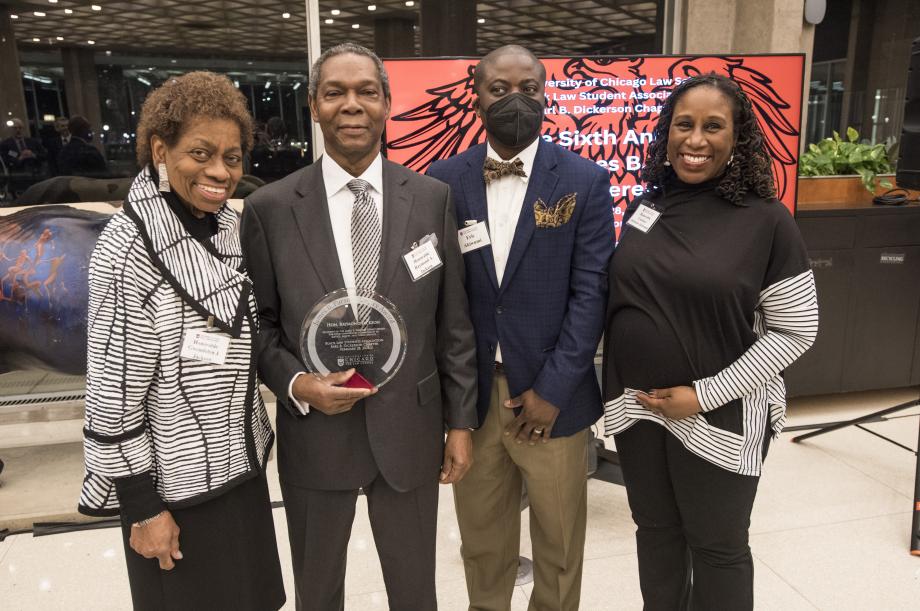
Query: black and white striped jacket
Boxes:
[{"xmin": 79, "ymin": 167, "xmax": 273, "ymax": 516}]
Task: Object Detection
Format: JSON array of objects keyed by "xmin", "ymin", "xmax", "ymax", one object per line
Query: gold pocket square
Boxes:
[{"xmin": 533, "ymin": 193, "xmax": 577, "ymax": 228}]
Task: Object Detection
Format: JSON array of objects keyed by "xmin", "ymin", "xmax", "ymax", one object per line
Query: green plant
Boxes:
[{"xmin": 799, "ymin": 127, "xmax": 892, "ymax": 192}]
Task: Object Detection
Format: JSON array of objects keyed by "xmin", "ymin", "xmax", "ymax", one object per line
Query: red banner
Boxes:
[{"xmin": 384, "ymin": 55, "xmax": 804, "ymax": 227}]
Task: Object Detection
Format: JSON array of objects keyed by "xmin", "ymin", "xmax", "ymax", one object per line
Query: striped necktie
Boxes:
[{"xmin": 348, "ymin": 179, "xmax": 380, "ymax": 317}]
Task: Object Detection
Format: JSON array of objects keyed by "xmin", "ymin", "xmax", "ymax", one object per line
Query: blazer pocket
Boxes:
[{"xmin": 417, "ymin": 370, "xmax": 441, "ymax": 405}]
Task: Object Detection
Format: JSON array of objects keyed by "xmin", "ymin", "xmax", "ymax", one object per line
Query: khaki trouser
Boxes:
[{"xmin": 454, "ymin": 373, "xmax": 589, "ymax": 611}]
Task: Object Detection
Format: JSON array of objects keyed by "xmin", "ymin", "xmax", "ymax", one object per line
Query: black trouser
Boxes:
[
  {"xmin": 615, "ymin": 420, "xmax": 762, "ymax": 611},
  {"xmin": 281, "ymin": 472, "xmax": 439, "ymax": 611}
]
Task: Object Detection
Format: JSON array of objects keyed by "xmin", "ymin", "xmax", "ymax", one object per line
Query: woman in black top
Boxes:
[{"xmin": 602, "ymin": 74, "xmax": 818, "ymax": 609}]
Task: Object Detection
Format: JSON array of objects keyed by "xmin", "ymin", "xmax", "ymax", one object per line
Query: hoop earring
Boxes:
[{"xmin": 157, "ymin": 162, "xmax": 171, "ymax": 192}]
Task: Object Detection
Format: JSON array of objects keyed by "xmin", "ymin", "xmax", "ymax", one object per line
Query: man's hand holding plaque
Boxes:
[
  {"xmin": 299, "ymin": 288, "xmax": 408, "ymax": 404},
  {"xmin": 291, "ymin": 369, "xmax": 377, "ymax": 415}
]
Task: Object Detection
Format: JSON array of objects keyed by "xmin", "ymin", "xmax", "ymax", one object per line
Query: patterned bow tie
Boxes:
[{"xmin": 483, "ymin": 157, "xmax": 527, "ymax": 185}]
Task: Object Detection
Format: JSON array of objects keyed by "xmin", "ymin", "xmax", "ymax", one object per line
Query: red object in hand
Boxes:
[{"xmin": 340, "ymin": 371, "xmax": 374, "ymax": 390}]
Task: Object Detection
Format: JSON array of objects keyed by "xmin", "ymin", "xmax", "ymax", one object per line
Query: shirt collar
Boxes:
[
  {"xmin": 485, "ymin": 137, "xmax": 540, "ymax": 183},
  {"xmin": 322, "ymin": 152, "xmax": 384, "ymax": 199}
]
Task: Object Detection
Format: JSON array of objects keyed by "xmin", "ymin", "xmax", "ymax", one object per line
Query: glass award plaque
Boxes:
[{"xmin": 299, "ymin": 288, "xmax": 408, "ymax": 388}]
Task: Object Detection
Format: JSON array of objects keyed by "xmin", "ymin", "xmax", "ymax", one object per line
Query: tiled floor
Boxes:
[{"xmin": 1, "ymin": 387, "xmax": 920, "ymax": 609}]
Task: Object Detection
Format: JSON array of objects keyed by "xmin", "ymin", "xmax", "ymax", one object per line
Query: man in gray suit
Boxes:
[{"xmin": 241, "ymin": 43, "xmax": 477, "ymax": 611}]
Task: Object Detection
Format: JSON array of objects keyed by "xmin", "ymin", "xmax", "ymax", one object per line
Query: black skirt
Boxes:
[{"xmin": 120, "ymin": 471, "xmax": 286, "ymax": 611}]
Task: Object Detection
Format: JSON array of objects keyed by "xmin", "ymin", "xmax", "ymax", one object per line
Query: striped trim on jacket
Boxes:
[{"xmin": 79, "ymin": 167, "xmax": 274, "ymax": 516}]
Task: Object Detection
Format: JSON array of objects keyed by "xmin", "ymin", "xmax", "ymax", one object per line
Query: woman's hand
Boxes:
[
  {"xmin": 129, "ymin": 510, "xmax": 183, "ymax": 570},
  {"xmin": 636, "ymin": 386, "xmax": 702, "ymax": 420}
]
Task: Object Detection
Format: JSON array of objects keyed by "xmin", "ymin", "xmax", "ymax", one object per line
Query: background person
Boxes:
[
  {"xmin": 78, "ymin": 71, "xmax": 284, "ymax": 611},
  {"xmin": 601, "ymin": 73, "xmax": 819, "ymax": 610},
  {"xmin": 428, "ymin": 45, "xmax": 614, "ymax": 611},
  {"xmin": 57, "ymin": 115, "xmax": 107, "ymax": 177},
  {"xmin": 43, "ymin": 116, "xmax": 71, "ymax": 176},
  {"xmin": 0, "ymin": 118, "xmax": 46, "ymax": 173},
  {"xmin": 241, "ymin": 43, "xmax": 477, "ymax": 611}
]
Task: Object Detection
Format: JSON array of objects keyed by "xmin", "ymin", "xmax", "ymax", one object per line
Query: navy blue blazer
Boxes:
[{"xmin": 428, "ymin": 138, "xmax": 614, "ymax": 436}]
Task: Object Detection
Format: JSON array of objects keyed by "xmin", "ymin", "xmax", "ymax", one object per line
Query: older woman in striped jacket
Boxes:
[{"xmin": 78, "ymin": 72, "xmax": 284, "ymax": 611}]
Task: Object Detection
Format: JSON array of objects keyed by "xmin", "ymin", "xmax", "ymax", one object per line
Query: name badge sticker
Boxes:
[
  {"xmin": 458, "ymin": 221, "xmax": 491, "ymax": 254},
  {"xmin": 403, "ymin": 240, "xmax": 443, "ymax": 281},
  {"xmin": 626, "ymin": 201, "xmax": 662, "ymax": 234},
  {"xmin": 180, "ymin": 329, "xmax": 230, "ymax": 365}
]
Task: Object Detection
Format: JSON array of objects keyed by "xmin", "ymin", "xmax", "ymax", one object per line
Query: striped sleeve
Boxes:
[
  {"xmin": 693, "ymin": 270, "xmax": 818, "ymax": 412},
  {"xmin": 82, "ymin": 219, "xmax": 160, "ymax": 480}
]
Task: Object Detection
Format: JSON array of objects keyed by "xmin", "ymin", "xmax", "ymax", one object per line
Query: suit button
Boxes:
[{"xmin": 496, "ymin": 306, "xmax": 504, "ymax": 315}]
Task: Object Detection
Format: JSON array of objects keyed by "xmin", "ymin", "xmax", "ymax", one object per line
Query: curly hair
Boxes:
[
  {"xmin": 641, "ymin": 73, "xmax": 775, "ymax": 205},
  {"xmin": 135, "ymin": 71, "xmax": 254, "ymax": 167}
]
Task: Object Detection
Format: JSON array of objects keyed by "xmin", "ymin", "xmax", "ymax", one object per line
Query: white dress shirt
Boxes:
[
  {"xmin": 485, "ymin": 138, "xmax": 539, "ymax": 363},
  {"xmin": 288, "ymin": 153, "xmax": 385, "ymax": 413}
]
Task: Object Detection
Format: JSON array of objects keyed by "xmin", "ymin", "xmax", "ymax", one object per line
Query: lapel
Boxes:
[
  {"xmin": 501, "ymin": 139, "xmax": 559, "ymax": 292},
  {"xmin": 460, "ymin": 145, "xmax": 499, "ymax": 292},
  {"xmin": 291, "ymin": 160, "xmax": 346, "ymax": 294},
  {"xmin": 122, "ymin": 166, "xmax": 250, "ymax": 337},
  {"xmin": 378, "ymin": 159, "xmax": 414, "ymax": 294}
]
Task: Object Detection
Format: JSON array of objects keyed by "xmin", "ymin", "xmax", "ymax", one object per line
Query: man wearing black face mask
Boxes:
[{"xmin": 428, "ymin": 46, "xmax": 614, "ymax": 610}]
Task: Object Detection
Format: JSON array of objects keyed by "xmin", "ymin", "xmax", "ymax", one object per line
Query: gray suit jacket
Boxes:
[{"xmin": 241, "ymin": 158, "xmax": 478, "ymax": 492}]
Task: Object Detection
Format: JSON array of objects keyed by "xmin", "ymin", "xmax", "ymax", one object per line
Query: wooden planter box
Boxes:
[{"xmin": 797, "ymin": 174, "xmax": 919, "ymax": 210}]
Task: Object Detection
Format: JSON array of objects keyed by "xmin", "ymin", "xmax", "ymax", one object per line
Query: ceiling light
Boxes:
[
  {"xmin": 137, "ymin": 76, "xmax": 151, "ymax": 86},
  {"xmin": 171, "ymin": 59, "xmax": 177, "ymax": 63},
  {"xmin": 56, "ymin": 36, "xmax": 63, "ymax": 41},
  {"xmin": 24, "ymin": 73, "xmax": 53, "ymax": 84},
  {"xmin": 10, "ymin": 14, "xmax": 17, "ymax": 19},
  {"xmin": 105, "ymin": 50, "xmax": 112, "ymax": 55},
  {"xmin": 368, "ymin": 4, "xmax": 377, "ymax": 10},
  {"xmin": 5, "ymin": 120, "xmax": 13, "ymax": 127},
  {"xmin": 331, "ymin": 9, "xmax": 340, "ymax": 15},
  {"xmin": 91, "ymin": 4, "xmax": 102, "ymax": 10},
  {"xmin": 264, "ymin": 81, "xmax": 271, "ymax": 89},
  {"xmin": 352, "ymin": 23, "xmax": 359, "ymax": 29},
  {"xmin": 32, "ymin": 37, "xmax": 41, "ymax": 42},
  {"xmin": 48, "ymin": 0, "xmax": 58, "ymax": 4},
  {"xmin": 477, "ymin": 18, "xmax": 485, "ymax": 23},
  {"xmin": 405, "ymin": 1, "xmax": 415, "ymax": 5},
  {"xmin": 293, "ymin": 82, "xmax": 301, "ymax": 90},
  {"xmin": 43, "ymin": 114, "xmax": 56, "ymax": 121},
  {"xmin": 325, "ymin": 18, "xmax": 334, "ymax": 24},
  {"xmin": 102, "ymin": 124, "xmax": 109, "ymax": 131},
  {"xmin": 282, "ymin": 12, "xmax": 290, "ymax": 18},
  {"xmin": 34, "ymin": 11, "xmax": 46, "ymax": 17},
  {"xmin": 64, "ymin": 8, "xmax": 72, "ymax": 14},
  {"xmin": 87, "ymin": 40, "xmax": 95, "ymax": 45}
]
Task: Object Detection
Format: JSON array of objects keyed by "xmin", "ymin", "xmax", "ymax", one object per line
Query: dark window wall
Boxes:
[{"xmin": 11, "ymin": 52, "xmax": 312, "ymax": 199}]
